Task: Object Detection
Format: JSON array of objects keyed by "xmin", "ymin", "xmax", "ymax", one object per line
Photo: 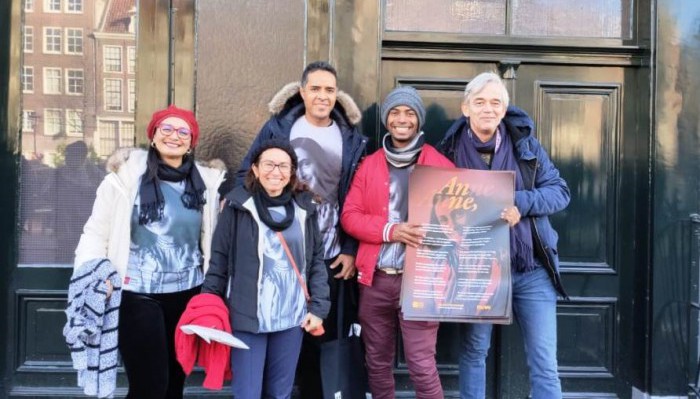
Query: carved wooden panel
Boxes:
[
  {"xmin": 535, "ymin": 82, "xmax": 621, "ymax": 274},
  {"xmin": 557, "ymin": 298, "xmax": 617, "ymax": 378},
  {"xmin": 16, "ymin": 291, "xmax": 72, "ymax": 371}
]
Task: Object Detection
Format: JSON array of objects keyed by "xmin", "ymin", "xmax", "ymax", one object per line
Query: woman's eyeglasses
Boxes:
[
  {"xmin": 258, "ymin": 160, "xmax": 293, "ymax": 174},
  {"xmin": 158, "ymin": 124, "xmax": 192, "ymax": 140}
]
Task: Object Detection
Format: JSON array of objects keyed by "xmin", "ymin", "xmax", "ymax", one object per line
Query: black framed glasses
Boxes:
[{"xmin": 258, "ymin": 160, "xmax": 293, "ymax": 174}]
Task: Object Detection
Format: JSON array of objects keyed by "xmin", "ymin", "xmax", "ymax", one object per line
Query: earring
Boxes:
[
  {"xmin": 186, "ymin": 148, "xmax": 192, "ymax": 155},
  {"xmin": 150, "ymin": 141, "xmax": 156, "ymax": 148}
]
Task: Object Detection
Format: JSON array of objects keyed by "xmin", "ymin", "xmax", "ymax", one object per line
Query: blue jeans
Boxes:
[{"xmin": 459, "ymin": 267, "xmax": 562, "ymax": 399}]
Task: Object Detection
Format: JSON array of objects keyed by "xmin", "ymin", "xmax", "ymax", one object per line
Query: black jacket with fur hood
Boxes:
[{"xmin": 233, "ymin": 82, "xmax": 368, "ymax": 257}]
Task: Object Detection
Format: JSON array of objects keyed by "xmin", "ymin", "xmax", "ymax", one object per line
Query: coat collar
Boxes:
[
  {"xmin": 267, "ymin": 81, "xmax": 362, "ymax": 126},
  {"xmin": 105, "ymin": 148, "xmax": 226, "ymax": 189}
]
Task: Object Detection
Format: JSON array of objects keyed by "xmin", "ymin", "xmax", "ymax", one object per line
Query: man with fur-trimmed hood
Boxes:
[{"xmin": 234, "ymin": 61, "xmax": 367, "ymax": 398}]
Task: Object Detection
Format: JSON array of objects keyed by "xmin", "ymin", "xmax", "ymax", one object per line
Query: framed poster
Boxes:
[{"xmin": 401, "ymin": 165, "xmax": 514, "ymax": 324}]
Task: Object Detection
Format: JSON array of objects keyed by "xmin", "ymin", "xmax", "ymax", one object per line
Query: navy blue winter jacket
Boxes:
[
  {"xmin": 233, "ymin": 82, "xmax": 368, "ymax": 257},
  {"xmin": 437, "ymin": 106, "xmax": 571, "ymax": 298}
]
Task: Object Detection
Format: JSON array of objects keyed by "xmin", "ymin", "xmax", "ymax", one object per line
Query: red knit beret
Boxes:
[{"xmin": 146, "ymin": 104, "xmax": 200, "ymax": 148}]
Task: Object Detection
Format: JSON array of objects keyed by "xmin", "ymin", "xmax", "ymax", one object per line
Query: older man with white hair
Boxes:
[{"xmin": 438, "ymin": 72, "xmax": 571, "ymax": 399}]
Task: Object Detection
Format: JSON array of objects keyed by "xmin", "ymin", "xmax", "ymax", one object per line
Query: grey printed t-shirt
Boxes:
[
  {"xmin": 377, "ymin": 164, "xmax": 412, "ymax": 270},
  {"xmin": 290, "ymin": 116, "xmax": 342, "ymax": 259},
  {"xmin": 257, "ymin": 206, "xmax": 307, "ymax": 333},
  {"xmin": 125, "ymin": 181, "xmax": 204, "ymax": 294}
]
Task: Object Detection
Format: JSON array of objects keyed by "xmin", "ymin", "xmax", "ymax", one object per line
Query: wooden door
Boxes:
[{"xmin": 377, "ymin": 58, "xmax": 647, "ymax": 398}]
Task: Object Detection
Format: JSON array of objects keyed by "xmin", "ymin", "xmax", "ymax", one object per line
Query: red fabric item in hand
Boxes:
[{"xmin": 175, "ymin": 293, "xmax": 232, "ymax": 390}]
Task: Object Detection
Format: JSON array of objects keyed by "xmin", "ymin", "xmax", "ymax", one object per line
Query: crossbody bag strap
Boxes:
[{"xmin": 275, "ymin": 231, "xmax": 310, "ymax": 302}]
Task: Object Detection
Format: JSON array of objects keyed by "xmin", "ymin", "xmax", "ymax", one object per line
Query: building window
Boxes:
[
  {"xmin": 104, "ymin": 79, "xmax": 122, "ymax": 111},
  {"xmin": 121, "ymin": 122, "xmax": 135, "ymax": 147},
  {"xmin": 128, "ymin": 79, "xmax": 135, "ymax": 112},
  {"xmin": 43, "ymin": 67, "xmax": 62, "ymax": 94},
  {"xmin": 65, "ymin": 0, "xmax": 82, "ymax": 13},
  {"xmin": 66, "ymin": 109, "xmax": 83, "ymax": 136},
  {"xmin": 22, "ymin": 66, "xmax": 34, "ymax": 93},
  {"xmin": 22, "ymin": 110, "xmax": 36, "ymax": 132},
  {"xmin": 24, "ymin": 0, "xmax": 34, "ymax": 12},
  {"xmin": 97, "ymin": 120, "xmax": 118, "ymax": 156},
  {"xmin": 23, "ymin": 26, "xmax": 34, "ymax": 53},
  {"xmin": 103, "ymin": 46, "xmax": 122, "ymax": 73},
  {"xmin": 44, "ymin": 109, "xmax": 62, "ymax": 136},
  {"xmin": 43, "ymin": 27, "xmax": 62, "ymax": 54},
  {"xmin": 383, "ymin": 0, "xmax": 632, "ymax": 39},
  {"xmin": 65, "ymin": 28, "xmax": 83, "ymax": 54},
  {"xmin": 96, "ymin": 120, "xmax": 134, "ymax": 156},
  {"xmin": 66, "ymin": 69, "xmax": 83, "ymax": 95},
  {"xmin": 44, "ymin": 0, "xmax": 61, "ymax": 13},
  {"xmin": 127, "ymin": 46, "xmax": 136, "ymax": 74}
]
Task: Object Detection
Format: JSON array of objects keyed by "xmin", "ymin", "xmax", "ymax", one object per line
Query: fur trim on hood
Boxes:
[
  {"xmin": 106, "ymin": 148, "xmax": 226, "ymax": 174},
  {"xmin": 267, "ymin": 82, "xmax": 362, "ymax": 126}
]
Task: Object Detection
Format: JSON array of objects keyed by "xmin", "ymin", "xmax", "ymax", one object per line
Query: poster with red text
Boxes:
[{"xmin": 400, "ymin": 165, "xmax": 514, "ymax": 324}]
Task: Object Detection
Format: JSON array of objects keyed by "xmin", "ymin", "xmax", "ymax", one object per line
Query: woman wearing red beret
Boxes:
[{"xmin": 73, "ymin": 105, "xmax": 226, "ymax": 398}]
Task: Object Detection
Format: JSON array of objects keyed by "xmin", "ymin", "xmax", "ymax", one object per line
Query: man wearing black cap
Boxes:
[{"xmin": 341, "ymin": 86, "xmax": 453, "ymax": 399}]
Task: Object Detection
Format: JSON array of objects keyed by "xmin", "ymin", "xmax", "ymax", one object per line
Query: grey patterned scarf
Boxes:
[{"xmin": 382, "ymin": 131, "xmax": 425, "ymax": 168}]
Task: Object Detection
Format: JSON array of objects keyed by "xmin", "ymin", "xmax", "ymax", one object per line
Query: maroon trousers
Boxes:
[{"xmin": 358, "ymin": 271, "xmax": 443, "ymax": 399}]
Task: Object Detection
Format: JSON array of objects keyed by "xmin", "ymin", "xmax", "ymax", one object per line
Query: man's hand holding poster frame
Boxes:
[{"xmin": 401, "ymin": 165, "xmax": 514, "ymax": 324}]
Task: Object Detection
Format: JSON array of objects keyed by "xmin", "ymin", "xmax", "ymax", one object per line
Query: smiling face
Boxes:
[
  {"xmin": 252, "ymin": 148, "xmax": 293, "ymax": 197},
  {"xmin": 300, "ymin": 70, "xmax": 337, "ymax": 127},
  {"xmin": 152, "ymin": 116, "xmax": 192, "ymax": 167},
  {"xmin": 462, "ymin": 81, "xmax": 507, "ymax": 142},
  {"xmin": 386, "ymin": 105, "xmax": 419, "ymax": 148}
]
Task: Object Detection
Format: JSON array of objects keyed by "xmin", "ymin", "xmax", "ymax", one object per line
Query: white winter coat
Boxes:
[{"xmin": 74, "ymin": 148, "xmax": 227, "ymax": 281}]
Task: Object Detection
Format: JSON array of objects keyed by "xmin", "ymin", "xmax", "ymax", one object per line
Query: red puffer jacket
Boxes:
[{"xmin": 341, "ymin": 145, "xmax": 454, "ymax": 286}]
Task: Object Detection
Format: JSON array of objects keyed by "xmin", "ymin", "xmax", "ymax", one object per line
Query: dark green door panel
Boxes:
[
  {"xmin": 511, "ymin": 65, "xmax": 649, "ymax": 398},
  {"xmin": 378, "ymin": 60, "xmax": 648, "ymax": 398},
  {"xmin": 652, "ymin": 0, "xmax": 700, "ymax": 395}
]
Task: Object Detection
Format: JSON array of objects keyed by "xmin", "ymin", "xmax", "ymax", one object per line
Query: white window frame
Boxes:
[
  {"xmin": 43, "ymin": 67, "xmax": 62, "ymax": 94},
  {"xmin": 127, "ymin": 46, "xmax": 136, "ymax": 74},
  {"xmin": 43, "ymin": 108, "xmax": 62, "ymax": 136},
  {"xmin": 96, "ymin": 119, "xmax": 118, "ymax": 156},
  {"xmin": 120, "ymin": 122, "xmax": 135, "ymax": 147},
  {"xmin": 65, "ymin": 109, "xmax": 83, "ymax": 137},
  {"xmin": 24, "ymin": 0, "xmax": 34, "ymax": 12},
  {"xmin": 103, "ymin": 45, "xmax": 122, "ymax": 73},
  {"xmin": 64, "ymin": 0, "xmax": 82, "ymax": 13},
  {"xmin": 23, "ymin": 26, "xmax": 34, "ymax": 53},
  {"xmin": 22, "ymin": 110, "xmax": 36, "ymax": 132},
  {"xmin": 65, "ymin": 68, "xmax": 83, "ymax": 95},
  {"xmin": 96, "ymin": 118, "xmax": 135, "ymax": 157},
  {"xmin": 44, "ymin": 0, "xmax": 61, "ymax": 13},
  {"xmin": 103, "ymin": 78, "xmax": 123, "ymax": 112},
  {"xmin": 22, "ymin": 66, "xmax": 34, "ymax": 93},
  {"xmin": 128, "ymin": 79, "xmax": 135, "ymax": 112},
  {"xmin": 65, "ymin": 28, "xmax": 83, "ymax": 55},
  {"xmin": 43, "ymin": 27, "xmax": 62, "ymax": 54}
]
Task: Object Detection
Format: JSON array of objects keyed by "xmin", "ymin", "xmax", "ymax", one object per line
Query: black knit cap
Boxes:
[{"xmin": 250, "ymin": 139, "xmax": 298, "ymax": 170}]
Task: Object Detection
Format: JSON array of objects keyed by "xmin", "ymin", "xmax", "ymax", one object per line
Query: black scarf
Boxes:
[
  {"xmin": 456, "ymin": 123, "xmax": 537, "ymax": 273},
  {"xmin": 138, "ymin": 148, "xmax": 207, "ymax": 225},
  {"xmin": 252, "ymin": 186, "xmax": 295, "ymax": 231}
]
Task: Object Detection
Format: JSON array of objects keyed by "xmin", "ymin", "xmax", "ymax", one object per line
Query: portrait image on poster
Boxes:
[{"xmin": 401, "ymin": 165, "xmax": 514, "ymax": 323}]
